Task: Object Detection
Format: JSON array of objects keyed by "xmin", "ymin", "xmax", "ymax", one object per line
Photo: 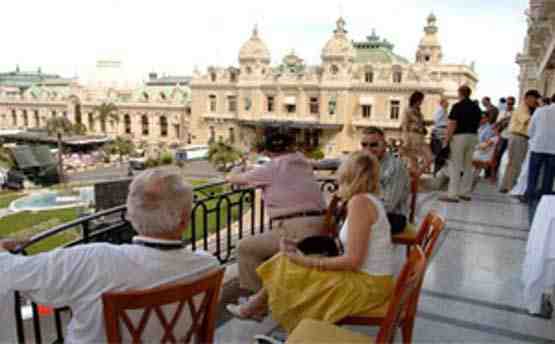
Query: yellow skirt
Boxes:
[{"xmin": 257, "ymin": 254, "xmax": 394, "ymax": 333}]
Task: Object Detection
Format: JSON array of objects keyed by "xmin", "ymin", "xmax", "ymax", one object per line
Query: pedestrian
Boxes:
[
  {"xmin": 500, "ymin": 89, "xmax": 541, "ymax": 193},
  {"xmin": 401, "ymin": 91, "xmax": 433, "ymax": 176},
  {"xmin": 495, "ymin": 96, "xmax": 515, "ymax": 176},
  {"xmin": 526, "ymin": 97, "xmax": 555, "ymax": 223},
  {"xmin": 499, "ymin": 97, "xmax": 507, "ymax": 113},
  {"xmin": 431, "ymin": 96, "xmax": 449, "ymax": 176},
  {"xmin": 439, "ymin": 85, "xmax": 482, "ymax": 203},
  {"xmin": 482, "ymin": 96, "xmax": 500, "ymax": 124}
]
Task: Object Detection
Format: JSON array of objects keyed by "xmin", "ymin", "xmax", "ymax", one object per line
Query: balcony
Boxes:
[{"xmin": 5, "ymin": 179, "xmax": 555, "ymax": 343}]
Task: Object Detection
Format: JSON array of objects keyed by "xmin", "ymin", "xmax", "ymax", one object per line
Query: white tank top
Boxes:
[{"xmin": 339, "ymin": 194, "xmax": 393, "ymax": 276}]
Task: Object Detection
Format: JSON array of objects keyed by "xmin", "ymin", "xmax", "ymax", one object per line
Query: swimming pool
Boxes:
[{"xmin": 10, "ymin": 187, "xmax": 95, "ymax": 212}]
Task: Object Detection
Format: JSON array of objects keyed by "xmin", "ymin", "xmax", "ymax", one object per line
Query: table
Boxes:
[{"xmin": 522, "ymin": 195, "xmax": 555, "ymax": 314}]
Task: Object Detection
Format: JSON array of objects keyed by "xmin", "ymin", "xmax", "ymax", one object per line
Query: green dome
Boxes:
[{"xmin": 353, "ymin": 30, "xmax": 409, "ymax": 65}]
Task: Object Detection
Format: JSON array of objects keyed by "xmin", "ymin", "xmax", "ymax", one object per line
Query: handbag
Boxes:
[{"xmin": 296, "ymin": 197, "xmax": 345, "ymax": 257}]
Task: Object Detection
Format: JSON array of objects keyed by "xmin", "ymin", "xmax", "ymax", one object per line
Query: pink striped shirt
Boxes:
[{"xmin": 241, "ymin": 153, "xmax": 326, "ymax": 218}]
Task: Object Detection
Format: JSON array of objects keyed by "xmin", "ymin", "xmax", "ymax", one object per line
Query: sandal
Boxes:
[{"xmin": 226, "ymin": 304, "xmax": 266, "ymax": 322}]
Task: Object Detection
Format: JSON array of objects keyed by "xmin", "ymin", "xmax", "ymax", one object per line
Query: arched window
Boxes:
[
  {"xmin": 34, "ymin": 110, "xmax": 40, "ymax": 128},
  {"xmin": 11, "ymin": 110, "xmax": 17, "ymax": 126},
  {"xmin": 160, "ymin": 116, "xmax": 168, "ymax": 137},
  {"xmin": 142, "ymin": 115, "xmax": 149, "ymax": 136},
  {"xmin": 330, "ymin": 65, "xmax": 339, "ymax": 75},
  {"xmin": 124, "ymin": 114, "xmax": 132, "ymax": 134},
  {"xmin": 392, "ymin": 65, "xmax": 402, "ymax": 83},
  {"xmin": 88, "ymin": 113, "xmax": 95, "ymax": 132},
  {"xmin": 22, "ymin": 110, "xmax": 28, "ymax": 127}
]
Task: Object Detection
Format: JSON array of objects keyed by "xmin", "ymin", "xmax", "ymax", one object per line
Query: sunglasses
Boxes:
[{"xmin": 361, "ymin": 141, "xmax": 380, "ymax": 148}]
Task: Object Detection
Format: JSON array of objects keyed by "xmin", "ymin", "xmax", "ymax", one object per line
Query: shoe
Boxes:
[
  {"xmin": 439, "ymin": 196, "xmax": 460, "ymax": 203},
  {"xmin": 499, "ymin": 188, "xmax": 509, "ymax": 194},
  {"xmin": 254, "ymin": 335, "xmax": 284, "ymax": 344},
  {"xmin": 226, "ymin": 304, "xmax": 265, "ymax": 322},
  {"xmin": 458, "ymin": 195, "xmax": 472, "ymax": 201}
]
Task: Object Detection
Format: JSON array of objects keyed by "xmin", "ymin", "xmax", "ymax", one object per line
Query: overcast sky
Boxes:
[{"xmin": 0, "ymin": 0, "xmax": 527, "ymax": 102}]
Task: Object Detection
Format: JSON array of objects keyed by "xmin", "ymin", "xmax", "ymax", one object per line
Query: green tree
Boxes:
[
  {"xmin": 207, "ymin": 139, "xmax": 242, "ymax": 171},
  {"xmin": 113, "ymin": 137, "xmax": 135, "ymax": 162},
  {"xmin": 93, "ymin": 102, "xmax": 119, "ymax": 134},
  {"xmin": 46, "ymin": 117, "xmax": 76, "ymax": 182},
  {"xmin": 0, "ymin": 145, "xmax": 14, "ymax": 169}
]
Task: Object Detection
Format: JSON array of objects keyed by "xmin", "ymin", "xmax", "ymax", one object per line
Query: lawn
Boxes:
[{"xmin": 0, "ymin": 191, "xmax": 25, "ymax": 209}]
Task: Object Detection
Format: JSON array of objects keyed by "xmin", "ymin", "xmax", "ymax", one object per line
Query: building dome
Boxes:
[
  {"xmin": 321, "ymin": 17, "xmax": 355, "ymax": 61},
  {"xmin": 239, "ymin": 26, "xmax": 271, "ymax": 63},
  {"xmin": 353, "ymin": 29, "xmax": 409, "ymax": 64}
]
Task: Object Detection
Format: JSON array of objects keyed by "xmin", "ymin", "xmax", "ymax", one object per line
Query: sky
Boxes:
[{"xmin": 0, "ymin": 0, "xmax": 528, "ymax": 102}]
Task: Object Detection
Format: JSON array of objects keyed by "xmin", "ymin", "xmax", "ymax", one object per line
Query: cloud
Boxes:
[{"xmin": 0, "ymin": 0, "xmax": 528, "ymax": 101}]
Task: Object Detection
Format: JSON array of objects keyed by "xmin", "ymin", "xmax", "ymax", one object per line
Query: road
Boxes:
[{"xmin": 67, "ymin": 160, "xmax": 223, "ymax": 184}]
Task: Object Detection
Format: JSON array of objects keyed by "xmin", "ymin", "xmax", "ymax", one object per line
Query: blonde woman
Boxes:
[{"xmin": 226, "ymin": 152, "xmax": 394, "ymax": 333}]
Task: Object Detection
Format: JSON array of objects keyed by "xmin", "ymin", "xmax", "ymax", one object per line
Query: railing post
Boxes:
[
  {"xmin": 31, "ymin": 302, "xmax": 42, "ymax": 344},
  {"xmin": 14, "ymin": 292, "xmax": 25, "ymax": 344}
]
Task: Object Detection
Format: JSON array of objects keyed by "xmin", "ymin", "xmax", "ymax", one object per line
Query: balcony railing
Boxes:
[{"xmin": 10, "ymin": 177, "xmax": 338, "ymax": 344}]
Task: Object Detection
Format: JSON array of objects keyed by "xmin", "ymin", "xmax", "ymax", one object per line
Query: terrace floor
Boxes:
[{"xmin": 215, "ymin": 181, "xmax": 555, "ymax": 343}]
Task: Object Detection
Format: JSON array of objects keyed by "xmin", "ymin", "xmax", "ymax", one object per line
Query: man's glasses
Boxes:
[{"xmin": 361, "ymin": 142, "xmax": 380, "ymax": 148}]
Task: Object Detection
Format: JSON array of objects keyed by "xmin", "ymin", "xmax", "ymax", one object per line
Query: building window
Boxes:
[
  {"xmin": 11, "ymin": 110, "xmax": 17, "ymax": 126},
  {"xmin": 142, "ymin": 115, "xmax": 149, "ymax": 136},
  {"xmin": 210, "ymin": 72, "xmax": 217, "ymax": 82},
  {"xmin": 51, "ymin": 111, "xmax": 57, "ymax": 118},
  {"xmin": 75, "ymin": 104, "xmax": 82, "ymax": 124},
  {"xmin": 328, "ymin": 97, "xmax": 337, "ymax": 115},
  {"xmin": 244, "ymin": 97, "xmax": 252, "ymax": 111},
  {"xmin": 286, "ymin": 104, "xmax": 296, "ymax": 114},
  {"xmin": 209, "ymin": 126, "xmax": 215, "ymax": 144},
  {"xmin": 209, "ymin": 95, "xmax": 217, "ymax": 113},
  {"xmin": 230, "ymin": 70, "xmax": 237, "ymax": 83},
  {"xmin": 228, "ymin": 96, "xmax": 237, "ymax": 112},
  {"xmin": 393, "ymin": 70, "xmax": 403, "ymax": 84},
  {"xmin": 330, "ymin": 65, "xmax": 339, "ymax": 75},
  {"xmin": 310, "ymin": 97, "xmax": 320, "ymax": 115},
  {"xmin": 88, "ymin": 113, "xmax": 94, "ymax": 131},
  {"xmin": 361, "ymin": 105, "xmax": 372, "ymax": 118},
  {"xmin": 34, "ymin": 110, "xmax": 39, "ymax": 128},
  {"xmin": 63, "ymin": 111, "xmax": 68, "ymax": 118},
  {"xmin": 246, "ymin": 66, "xmax": 252, "ymax": 74},
  {"xmin": 229, "ymin": 127, "xmax": 235, "ymax": 143},
  {"xmin": 22, "ymin": 110, "xmax": 28, "ymax": 127},
  {"xmin": 267, "ymin": 96, "xmax": 275, "ymax": 112},
  {"xmin": 364, "ymin": 71, "xmax": 374, "ymax": 83},
  {"xmin": 124, "ymin": 114, "xmax": 132, "ymax": 134},
  {"xmin": 159, "ymin": 116, "xmax": 168, "ymax": 137},
  {"xmin": 174, "ymin": 124, "xmax": 181, "ymax": 138},
  {"xmin": 390, "ymin": 100, "xmax": 401, "ymax": 120}
]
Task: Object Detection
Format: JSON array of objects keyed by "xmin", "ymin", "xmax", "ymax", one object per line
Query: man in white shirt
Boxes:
[
  {"xmin": 526, "ymin": 102, "xmax": 555, "ymax": 208},
  {"xmin": 431, "ymin": 96, "xmax": 449, "ymax": 176},
  {"xmin": 0, "ymin": 167, "xmax": 219, "ymax": 343},
  {"xmin": 495, "ymin": 96, "xmax": 515, "ymax": 176}
]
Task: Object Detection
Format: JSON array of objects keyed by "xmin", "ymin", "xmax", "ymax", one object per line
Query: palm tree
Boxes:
[
  {"xmin": 207, "ymin": 139, "xmax": 242, "ymax": 171},
  {"xmin": 46, "ymin": 116, "xmax": 76, "ymax": 183},
  {"xmin": 93, "ymin": 102, "xmax": 119, "ymax": 134}
]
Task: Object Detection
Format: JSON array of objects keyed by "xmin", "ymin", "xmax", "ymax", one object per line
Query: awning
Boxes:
[
  {"xmin": 359, "ymin": 96, "xmax": 374, "ymax": 105},
  {"xmin": 284, "ymin": 96, "xmax": 296, "ymax": 105}
]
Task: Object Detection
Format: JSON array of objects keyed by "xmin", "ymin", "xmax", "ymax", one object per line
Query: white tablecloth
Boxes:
[{"xmin": 522, "ymin": 195, "xmax": 555, "ymax": 313}]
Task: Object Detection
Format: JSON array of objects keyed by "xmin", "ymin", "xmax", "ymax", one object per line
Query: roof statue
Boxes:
[
  {"xmin": 322, "ymin": 17, "xmax": 355, "ymax": 61},
  {"xmin": 239, "ymin": 24, "xmax": 271, "ymax": 63}
]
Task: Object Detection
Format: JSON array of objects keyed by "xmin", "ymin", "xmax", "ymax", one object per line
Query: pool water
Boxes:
[{"xmin": 10, "ymin": 187, "xmax": 95, "ymax": 212}]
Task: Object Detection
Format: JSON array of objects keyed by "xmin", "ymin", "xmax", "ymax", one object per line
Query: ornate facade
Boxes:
[
  {"xmin": 517, "ymin": 0, "xmax": 555, "ymax": 98},
  {"xmin": 0, "ymin": 68, "xmax": 191, "ymax": 148},
  {"xmin": 191, "ymin": 15, "xmax": 478, "ymax": 156}
]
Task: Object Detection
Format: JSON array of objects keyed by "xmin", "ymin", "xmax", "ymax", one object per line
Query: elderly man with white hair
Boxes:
[{"xmin": 0, "ymin": 167, "xmax": 219, "ymax": 343}]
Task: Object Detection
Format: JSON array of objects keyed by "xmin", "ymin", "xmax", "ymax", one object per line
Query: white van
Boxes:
[{"xmin": 175, "ymin": 145, "xmax": 209, "ymax": 161}]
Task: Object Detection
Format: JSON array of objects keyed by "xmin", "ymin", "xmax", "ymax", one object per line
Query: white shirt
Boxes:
[
  {"xmin": 339, "ymin": 194, "xmax": 393, "ymax": 276},
  {"xmin": 499, "ymin": 110, "xmax": 513, "ymax": 139},
  {"xmin": 432, "ymin": 107, "xmax": 448, "ymax": 129},
  {"xmin": 528, "ymin": 104, "xmax": 555, "ymax": 154},
  {"xmin": 0, "ymin": 240, "xmax": 219, "ymax": 343}
]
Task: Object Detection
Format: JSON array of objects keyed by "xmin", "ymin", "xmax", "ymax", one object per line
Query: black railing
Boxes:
[{"xmin": 11, "ymin": 178, "xmax": 338, "ymax": 344}]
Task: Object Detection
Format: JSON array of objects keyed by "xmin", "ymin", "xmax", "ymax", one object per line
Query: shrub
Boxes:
[
  {"xmin": 305, "ymin": 147, "xmax": 325, "ymax": 160},
  {"xmin": 145, "ymin": 158, "xmax": 160, "ymax": 168},
  {"xmin": 160, "ymin": 151, "xmax": 174, "ymax": 165}
]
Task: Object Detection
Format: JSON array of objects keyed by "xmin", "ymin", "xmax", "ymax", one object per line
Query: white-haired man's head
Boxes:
[{"xmin": 126, "ymin": 167, "xmax": 193, "ymax": 238}]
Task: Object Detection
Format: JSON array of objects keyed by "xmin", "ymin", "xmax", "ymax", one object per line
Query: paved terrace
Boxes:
[{"xmin": 18, "ymin": 180, "xmax": 555, "ymax": 343}]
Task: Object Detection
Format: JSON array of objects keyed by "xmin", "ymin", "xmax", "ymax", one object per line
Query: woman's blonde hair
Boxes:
[{"xmin": 336, "ymin": 151, "xmax": 380, "ymax": 200}]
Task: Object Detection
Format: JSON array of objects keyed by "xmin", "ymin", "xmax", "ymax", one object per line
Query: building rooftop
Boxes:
[{"xmin": 353, "ymin": 30, "xmax": 410, "ymax": 65}]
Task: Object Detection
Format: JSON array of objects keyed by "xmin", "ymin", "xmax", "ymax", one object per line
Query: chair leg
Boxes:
[{"xmin": 401, "ymin": 320, "xmax": 415, "ymax": 344}]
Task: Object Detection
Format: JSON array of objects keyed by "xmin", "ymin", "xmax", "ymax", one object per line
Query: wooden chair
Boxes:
[
  {"xmin": 337, "ymin": 211, "xmax": 445, "ymax": 343},
  {"xmin": 286, "ymin": 247, "xmax": 427, "ymax": 344},
  {"xmin": 102, "ymin": 268, "xmax": 225, "ymax": 344}
]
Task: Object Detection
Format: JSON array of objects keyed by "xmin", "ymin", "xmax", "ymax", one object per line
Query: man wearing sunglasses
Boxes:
[{"xmin": 360, "ymin": 127, "xmax": 410, "ymax": 234}]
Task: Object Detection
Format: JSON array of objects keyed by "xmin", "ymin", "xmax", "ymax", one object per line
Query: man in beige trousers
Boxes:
[
  {"xmin": 226, "ymin": 131, "xmax": 326, "ymax": 293},
  {"xmin": 500, "ymin": 89, "xmax": 540, "ymax": 193},
  {"xmin": 440, "ymin": 86, "xmax": 482, "ymax": 203}
]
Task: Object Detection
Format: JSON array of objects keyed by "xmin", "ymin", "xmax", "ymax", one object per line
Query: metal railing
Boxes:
[{"xmin": 11, "ymin": 177, "xmax": 338, "ymax": 344}]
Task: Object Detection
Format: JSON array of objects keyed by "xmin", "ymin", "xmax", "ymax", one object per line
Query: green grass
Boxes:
[{"xmin": 0, "ymin": 192, "xmax": 25, "ymax": 209}]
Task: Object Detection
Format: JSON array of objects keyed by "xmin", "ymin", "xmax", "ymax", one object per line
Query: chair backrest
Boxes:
[
  {"xmin": 409, "ymin": 176, "xmax": 419, "ymax": 223},
  {"xmin": 375, "ymin": 247, "xmax": 427, "ymax": 344},
  {"xmin": 102, "ymin": 268, "xmax": 225, "ymax": 344},
  {"xmin": 323, "ymin": 195, "xmax": 345, "ymax": 236},
  {"xmin": 415, "ymin": 211, "xmax": 446, "ymax": 259}
]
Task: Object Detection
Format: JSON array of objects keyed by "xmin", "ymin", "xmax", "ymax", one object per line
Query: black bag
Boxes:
[
  {"xmin": 297, "ymin": 235, "xmax": 343, "ymax": 257},
  {"xmin": 387, "ymin": 213, "xmax": 407, "ymax": 235}
]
